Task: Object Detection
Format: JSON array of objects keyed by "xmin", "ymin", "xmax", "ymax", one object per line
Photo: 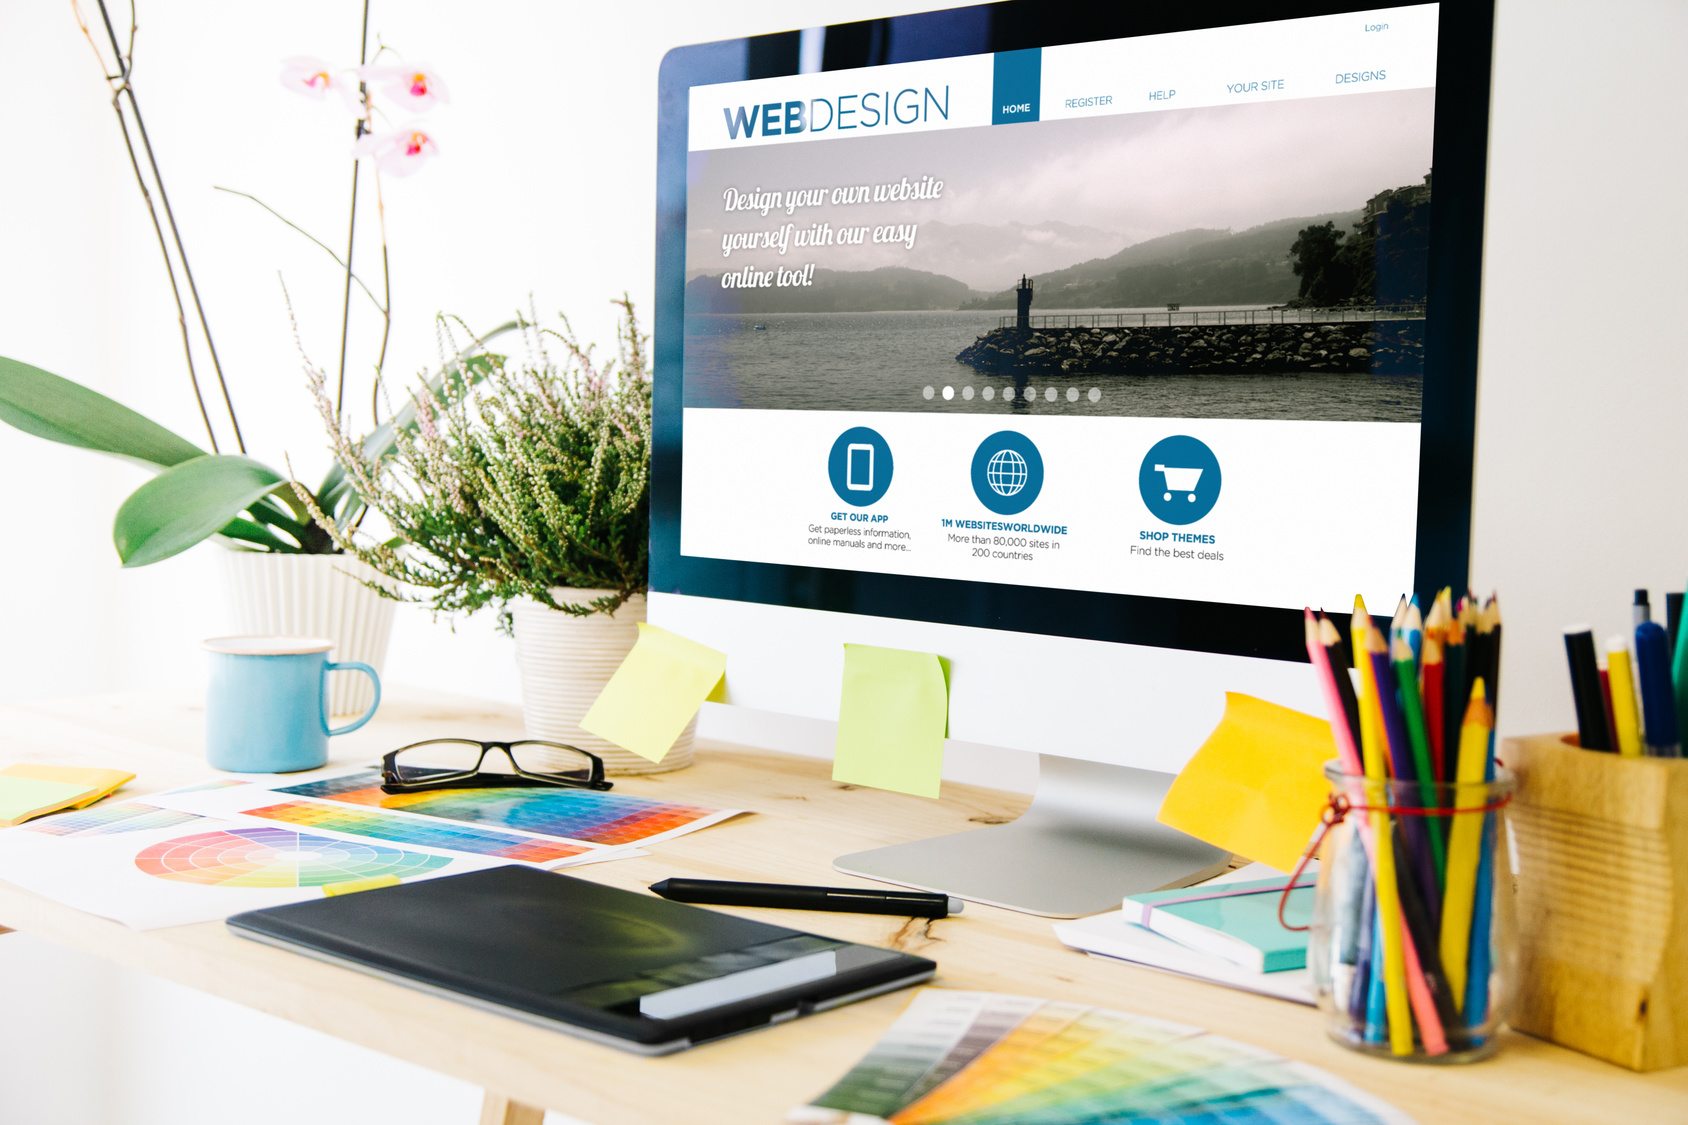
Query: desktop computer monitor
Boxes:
[{"xmin": 651, "ymin": 2, "xmax": 1491, "ymax": 916}]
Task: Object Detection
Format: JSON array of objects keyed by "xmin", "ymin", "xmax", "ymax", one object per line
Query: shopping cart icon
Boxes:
[{"xmin": 1154, "ymin": 464, "xmax": 1202, "ymax": 503}]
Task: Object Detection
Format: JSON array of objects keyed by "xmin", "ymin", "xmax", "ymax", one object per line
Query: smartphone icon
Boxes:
[{"xmin": 845, "ymin": 443, "xmax": 874, "ymax": 491}]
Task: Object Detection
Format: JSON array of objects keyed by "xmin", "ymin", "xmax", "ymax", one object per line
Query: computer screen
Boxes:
[{"xmin": 651, "ymin": 2, "xmax": 1491, "ymax": 915}]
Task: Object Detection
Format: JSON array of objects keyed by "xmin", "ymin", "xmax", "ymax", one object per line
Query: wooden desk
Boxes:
[{"xmin": 2, "ymin": 693, "xmax": 1684, "ymax": 1123}]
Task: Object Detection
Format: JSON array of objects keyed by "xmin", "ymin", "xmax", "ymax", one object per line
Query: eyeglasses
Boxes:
[{"xmin": 379, "ymin": 739, "xmax": 613, "ymax": 795}]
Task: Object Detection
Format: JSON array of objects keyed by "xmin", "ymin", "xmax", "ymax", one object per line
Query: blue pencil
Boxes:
[
  {"xmin": 1464, "ymin": 733, "xmax": 1497, "ymax": 1033},
  {"xmin": 1366, "ymin": 911, "xmax": 1387, "ymax": 1043},
  {"xmin": 1349, "ymin": 857, "xmax": 1377, "ymax": 1031},
  {"xmin": 1367, "ymin": 640, "xmax": 1442, "ymax": 933}
]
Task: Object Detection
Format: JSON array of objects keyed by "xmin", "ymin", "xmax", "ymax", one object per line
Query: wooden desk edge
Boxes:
[{"xmin": 1, "ymin": 695, "xmax": 1685, "ymax": 1122}]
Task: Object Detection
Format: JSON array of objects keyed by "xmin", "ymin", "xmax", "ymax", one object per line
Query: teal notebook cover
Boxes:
[{"xmin": 1123, "ymin": 875, "xmax": 1314, "ymax": 973}]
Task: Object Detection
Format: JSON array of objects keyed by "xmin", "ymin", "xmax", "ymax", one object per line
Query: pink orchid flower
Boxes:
[
  {"xmin": 351, "ymin": 126, "xmax": 440, "ymax": 177},
  {"xmin": 358, "ymin": 64, "xmax": 450, "ymax": 112},
  {"xmin": 279, "ymin": 56, "xmax": 341, "ymax": 100}
]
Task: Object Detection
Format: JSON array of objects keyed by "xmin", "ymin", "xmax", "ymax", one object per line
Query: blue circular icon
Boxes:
[
  {"xmin": 828, "ymin": 426, "xmax": 893, "ymax": 506},
  {"xmin": 970, "ymin": 431, "xmax": 1044, "ymax": 515},
  {"xmin": 1139, "ymin": 435, "xmax": 1221, "ymax": 525}
]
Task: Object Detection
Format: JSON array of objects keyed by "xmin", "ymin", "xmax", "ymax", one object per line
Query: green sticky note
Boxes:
[
  {"xmin": 581, "ymin": 623, "xmax": 727, "ymax": 763},
  {"xmin": 0, "ymin": 776, "xmax": 93, "ymax": 825},
  {"xmin": 832, "ymin": 644, "xmax": 949, "ymax": 799}
]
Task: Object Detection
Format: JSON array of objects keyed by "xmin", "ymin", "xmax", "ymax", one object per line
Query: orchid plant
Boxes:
[{"xmin": 0, "ymin": 0, "xmax": 508, "ymax": 567}]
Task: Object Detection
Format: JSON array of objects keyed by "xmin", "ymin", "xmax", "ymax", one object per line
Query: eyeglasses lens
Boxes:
[
  {"xmin": 508, "ymin": 742, "xmax": 597, "ymax": 782},
  {"xmin": 389, "ymin": 740, "xmax": 486, "ymax": 783}
]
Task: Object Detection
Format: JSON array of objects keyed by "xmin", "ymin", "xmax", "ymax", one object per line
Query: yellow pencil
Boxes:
[
  {"xmin": 1439, "ymin": 678, "xmax": 1494, "ymax": 1011},
  {"xmin": 1606, "ymin": 638, "xmax": 1643, "ymax": 759},
  {"xmin": 1354, "ymin": 596, "xmax": 1412, "ymax": 1054}
]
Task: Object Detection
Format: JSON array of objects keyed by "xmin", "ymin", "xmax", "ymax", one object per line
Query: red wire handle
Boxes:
[{"xmin": 1276, "ymin": 789, "xmax": 1513, "ymax": 932}]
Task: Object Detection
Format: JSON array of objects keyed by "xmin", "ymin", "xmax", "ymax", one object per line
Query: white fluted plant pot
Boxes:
[
  {"xmin": 512, "ymin": 589, "xmax": 695, "ymax": 775},
  {"xmin": 219, "ymin": 551, "xmax": 397, "ymax": 717}
]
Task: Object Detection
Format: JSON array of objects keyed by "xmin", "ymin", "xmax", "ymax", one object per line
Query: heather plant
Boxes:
[{"xmin": 298, "ymin": 298, "xmax": 651, "ymax": 620}]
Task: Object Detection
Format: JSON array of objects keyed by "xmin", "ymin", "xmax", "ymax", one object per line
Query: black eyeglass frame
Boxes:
[{"xmin": 379, "ymin": 739, "xmax": 614, "ymax": 794}]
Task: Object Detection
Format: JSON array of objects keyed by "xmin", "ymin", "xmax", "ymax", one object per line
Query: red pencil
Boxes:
[
  {"xmin": 1421, "ymin": 595, "xmax": 1448, "ymax": 782},
  {"xmin": 1599, "ymin": 666, "xmax": 1619, "ymax": 754}
]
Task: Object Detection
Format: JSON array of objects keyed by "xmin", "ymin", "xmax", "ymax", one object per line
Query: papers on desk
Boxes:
[
  {"xmin": 0, "ymin": 767, "xmax": 748, "ymax": 929},
  {"xmin": 790, "ymin": 988, "xmax": 1407, "ymax": 1124},
  {"xmin": 1051, "ymin": 864, "xmax": 1315, "ymax": 1006},
  {"xmin": 0, "ymin": 800, "xmax": 502, "ymax": 929},
  {"xmin": 148, "ymin": 767, "xmax": 745, "ymax": 850}
]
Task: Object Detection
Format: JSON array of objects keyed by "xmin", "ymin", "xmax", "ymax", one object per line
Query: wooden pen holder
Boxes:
[{"xmin": 1503, "ymin": 732, "xmax": 1688, "ymax": 1071}]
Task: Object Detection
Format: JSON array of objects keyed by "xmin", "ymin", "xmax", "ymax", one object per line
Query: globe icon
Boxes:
[{"xmin": 985, "ymin": 448, "xmax": 1029, "ymax": 496}]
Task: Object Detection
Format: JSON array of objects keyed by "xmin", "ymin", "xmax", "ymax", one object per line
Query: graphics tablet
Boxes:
[{"xmin": 228, "ymin": 865, "xmax": 936, "ymax": 1055}]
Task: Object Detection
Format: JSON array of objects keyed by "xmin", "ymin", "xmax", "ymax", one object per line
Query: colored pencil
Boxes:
[
  {"xmin": 1442, "ymin": 611, "xmax": 1467, "ymax": 768},
  {"xmin": 1351, "ymin": 870, "xmax": 1376, "ymax": 1030},
  {"xmin": 1402, "ymin": 598, "xmax": 1424, "ymax": 665},
  {"xmin": 1392, "ymin": 635, "xmax": 1445, "ymax": 882},
  {"xmin": 1439, "ymin": 680, "xmax": 1493, "ymax": 1011},
  {"xmin": 1368, "ymin": 627, "xmax": 1441, "ymax": 937},
  {"xmin": 1465, "ymin": 730, "xmax": 1498, "ymax": 1031},
  {"xmin": 1674, "ymin": 589, "xmax": 1688, "ymax": 752},
  {"xmin": 1422, "ymin": 596, "xmax": 1449, "ymax": 782},
  {"xmin": 1318, "ymin": 616, "xmax": 1363, "ymax": 765},
  {"xmin": 1606, "ymin": 638, "xmax": 1643, "ymax": 759},
  {"xmin": 1390, "ymin": 833, "xmax": 1456, "ymax": 1052},
  {"xmin": 1352, "ymin": 598, "xmax": 1413, "ymax": 1055},
  {"xmin": 1599, "ymin": 666, "xmax": 1619, "ymax": 754},
  {"xmin": 1319, "ymin": 613, "xmax": 1450, "ymax": 1052},
  {"xmin": 1306, "ymin": 610, "xmax": 1362, "ymax": 778},
  {"xmin": 1479, "ymin": 596, "xmax": 1503, "ymax": 710}
]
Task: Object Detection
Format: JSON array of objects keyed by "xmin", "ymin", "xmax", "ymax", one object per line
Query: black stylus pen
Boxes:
[{"xmin": 649, "ymin": 878, "xmax": 963, "ymax": 918}]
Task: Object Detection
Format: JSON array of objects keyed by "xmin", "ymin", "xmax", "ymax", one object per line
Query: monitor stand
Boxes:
[{"xmin": 833, "ymin": 756, "xmax": 1231, "ymax": 918}]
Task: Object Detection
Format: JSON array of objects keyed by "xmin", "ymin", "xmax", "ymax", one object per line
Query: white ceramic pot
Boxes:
[
  {"xmin": 219, "ymin": 551, "xmax": 397, "ymax": 717},
  {"xmin": 512, "ymin": 589, "xmax": 695, "ymax": 775}
]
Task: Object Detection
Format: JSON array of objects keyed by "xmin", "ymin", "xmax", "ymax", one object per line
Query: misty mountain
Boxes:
[
  {"xmin": 908, "ymin": 220, "xmax": 1129, "ymax": 291},
  {"xmin": 686, "ymin": 266, "xmax": 980, "ymax": 314},
  {"xmin": 961, "ymin": 211, "xmax": 1363, "ymax": 309}
]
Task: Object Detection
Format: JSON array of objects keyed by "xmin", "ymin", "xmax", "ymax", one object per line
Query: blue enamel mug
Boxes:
[{"xmin": 204, "ymin": 636, "xmax": 381, "ymax": 773}]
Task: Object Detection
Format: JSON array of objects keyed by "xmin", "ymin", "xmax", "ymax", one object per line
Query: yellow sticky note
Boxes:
[
  {"xmin": 323, "ymin": 874, "xmax": 402, "ymax": 897},
  {"xmin": 1156, "ymin": 693, "xmax": 1337, "ymax": 872},
  {"xmin": 832, "ymin": 644, "xmax": 949, "ymax": 799},
  {"xmin": 0, "ymin": 777, "xmax": 96, "ymax": 826},
  {"xmin": 580, "ymin": 623, "xmax": 727, "ymax": 763},
  {"xmin": 0, "ymin": 764, "xmax": 133, "ymax": 809}
]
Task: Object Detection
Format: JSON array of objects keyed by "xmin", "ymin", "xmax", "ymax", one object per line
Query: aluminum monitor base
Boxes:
[{"xmin": 834, "ymin": 756, "xmax": 1231, "ymax": 918}]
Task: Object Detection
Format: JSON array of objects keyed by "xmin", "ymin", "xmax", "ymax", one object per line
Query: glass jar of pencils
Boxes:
[{"xmin": 1305, "ymin": 763, "xmax": 1516, "ymax": 1062}]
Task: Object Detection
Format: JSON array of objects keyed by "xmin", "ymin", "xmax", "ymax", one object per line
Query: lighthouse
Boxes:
[{"xmin": 1015, "ymin": 275, "xmax": 1034, "ymax": 330}]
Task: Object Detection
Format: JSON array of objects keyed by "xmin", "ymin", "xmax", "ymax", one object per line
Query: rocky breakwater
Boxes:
[{"xmin": 955, "ymin": 320, "xmax": 1425, "ymax": 377}]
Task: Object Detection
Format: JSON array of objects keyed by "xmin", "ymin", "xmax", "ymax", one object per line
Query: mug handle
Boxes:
[{"xmin": 323, "ymin": 661, "xmax": 382, "ymax": 737}]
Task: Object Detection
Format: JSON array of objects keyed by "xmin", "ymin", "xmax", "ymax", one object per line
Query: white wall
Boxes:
[{"xmin": 1, "ymin": 2, "xmax": 1685, "ymax": 1122}]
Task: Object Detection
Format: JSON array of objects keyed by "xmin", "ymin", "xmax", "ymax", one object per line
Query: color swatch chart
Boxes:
[
  {"xmin": 28, "ymin": 801, "xmax": 202, "ymax": 837},
  {"xmin": 276, "ymin": 770, "xmax": 735, "ymax": 847},
  {"xmin": 135, "ymin": 826, "xmax": 453, "ymax": 889},
  {"xmin": 792, "ymin": 990, "xmax": 1409, "ymax": 1124},
  {"xmin": 241, "ymin": 800, "xmax": 590, "ymax": 863}
]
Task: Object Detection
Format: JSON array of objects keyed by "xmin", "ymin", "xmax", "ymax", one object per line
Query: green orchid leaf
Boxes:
[
  {"xmin": 316, "ymin": 321, "xmax": 519, "ymax": 512},
  {"xmin": 216, "ymin": 517, "xmax": 299, "ymax": 553},
  {"xmin": 114, "ymin": 454, "xmax": 293, "ymax": 567},
  {"xmin": 0, "ymin": 355, "xmax": 205, "ymax": 468}
]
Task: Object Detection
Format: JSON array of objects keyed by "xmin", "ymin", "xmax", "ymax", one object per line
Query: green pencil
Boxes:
[
  {"xmin": 1674, "ymin": 584, "xmax": 1688, "ymax": 744},
  {"xmin": 1393, "ymin": 635, "xmax": 1446, "ymax": 883}
]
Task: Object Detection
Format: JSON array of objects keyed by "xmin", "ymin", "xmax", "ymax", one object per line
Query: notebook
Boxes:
[
  {"xmin": 229, "ymin": 865, "xmax": 936, "ymax": 1054},
  {"xmin": 1122, "ymin": 874, "xmax": 1314, "ymax": 972}
]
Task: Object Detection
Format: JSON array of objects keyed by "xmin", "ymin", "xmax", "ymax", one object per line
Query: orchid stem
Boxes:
[
  {"xmin": 94, "ymin": 0, "xmax": 244, "ymax": 453},
  {"xmin": 335, "ymin": 0, "xmax": 372, "ymax": 421}
]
